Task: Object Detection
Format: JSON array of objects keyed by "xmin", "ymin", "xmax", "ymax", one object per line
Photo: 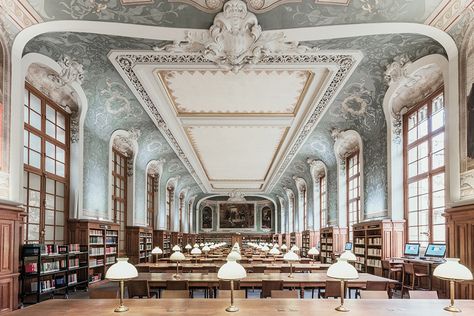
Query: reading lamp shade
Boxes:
[
  {"xmin": 172, "ymin": 245, "xmax": 181, "ymax": 252},
  {"xmin": 340, "ymin": 250, "xmax": 356, "ymax": 262},
  {"xmin": 202, "ymin": 245, "xmax": 211, "ymax": 252},
  {"xmin": 170, "ymin": 251, "xmax": 186, "ymax": 261},
  {"xmin": 227, "ymin": 251, "xmax": 242, "ymax": 262},
  {"xmin": 151, "ymin": 246, "xmax": 163, "ymax": 255},
  {"xmin": 308, "ymin": 247, "xmax": 319, "ymax": 256},
  {"xmin": 327, "ymin": 258, "xmax": 359, "ymax": 280},
  {"xmin": 433, "ymin": 258, "xmax": 473, "ymax": 281},
  {"xmin": 200, "ymin": 243, "xmax": 205, "ymax": 247},
  {"xmin": 185, "ymin": 244, "xmax": 192, "ymax": 250},
  {"xmin": 280, "ymin": 244, "xmax": 288, "ymax": 250},
  {"xmin": 274, "ymin": 244, "xmax": 280, "ymax": 249},
  {"xmin": 105, "ymin": 258, "xmax": 138, "ymax": 281},
  {"xmin": 261, "ymin": 245, "xmax": 270, "ymax": 252},
  {"xmin": 290, "ymin": 245, "xmax": 299, "ymax": 252},
  {"xmin": 191, "ymin": 247, "xmax": 202, "ymax": 255},
  {"xmin": 193, "ymin": 243, "xmax": 199, "ymax": 248},
  {"xmin": 283, "ymin": 250, "xmax": 300, "ymax": 262},
  {"xmin": 218, "ymin": 261, "xmax": 247, "ymax": 280},
  {"xmin": 269, "ymin": 247, "xmax": 280, "ymax": 255}
]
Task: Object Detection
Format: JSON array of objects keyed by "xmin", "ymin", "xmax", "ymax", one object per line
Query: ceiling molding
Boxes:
[
  {"xmin": 168, "ymin": 0, "xmax": 302, "ymax": 14},
  {"xmin": 424, "ymin": 0, "xmax": 474, "ymax": 31},
  {"xmin": 0, "ymin": 0, "xmax": 42, "ymax": 29}
]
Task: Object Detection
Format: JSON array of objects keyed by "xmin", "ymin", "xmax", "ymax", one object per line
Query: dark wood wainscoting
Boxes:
[
  {"xmin": 445, "ymin": 204, "xmax": 474, "ymax": 299},
  {"xmin": 0, "ymin": 203, "xmax": 25, "ymax": 314}
]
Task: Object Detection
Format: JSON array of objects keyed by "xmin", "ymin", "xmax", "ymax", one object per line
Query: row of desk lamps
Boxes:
[{"xmin": 104, "ymin": 242, "xmax": 473, "ymax": 313}]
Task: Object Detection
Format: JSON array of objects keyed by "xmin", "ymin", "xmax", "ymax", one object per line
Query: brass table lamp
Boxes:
[
  {"xmin": 105, "ymin": 258, "xmax": 138, "ymax": 313},
  {"xmin": 326, "ymin": 258, "xmax": 359, "ymax": 312}
]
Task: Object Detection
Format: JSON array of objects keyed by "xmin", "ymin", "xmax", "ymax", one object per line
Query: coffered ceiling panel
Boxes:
[
  {"xmin": 186, "ymin": 125, "xmax": 288, "ymax": 181},
  {"xmin": 157, "ymin": 70, "xmax": 313, "ymax": 115}
]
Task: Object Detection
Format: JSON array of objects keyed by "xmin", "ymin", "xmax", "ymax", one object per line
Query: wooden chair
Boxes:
[
  {"xmin": 401, "ymin": 263, "xmax": 430, "ymax": 298},
  {"xmin": 127, "ymin": 280, "xmax": 158, "ymax": 298},
  {"xmin": 218, "ymin": 290, "xmax": 246, "ymax": 298},
  {"xmin": 261, "ymin": 280, "xmax": 283, "ymax": 298},
  {"xmin": 320, "ymin": 280, "xmax": 345, "ymax": 298},
  {"xmin": 360, "ymin": 290, "xmax": 389, "ymax": 299},
  {"xmin": 166, "ymin": 280, "xmax": 189, "ymax": 290},
  {"xmin": 409, "ymin": 290, "xmax": 439, "ymax": 299},
  {"xmin": 271, "ymin": 290, "xmax": 299, "ymax": 299},
  {"xmin": 382, "ymin": 260, "xmax": 402, "ymax": 281},
  {"xmin": 89, "ymin": 288, "xmax": 118, "ymax": 299},
  {"xmin": 365, "ymin": 281, "xmax": 388, "ymax": 291},
  {"xmin": 161, "ymin": 290, "xmax": 190, "ymax": 298}
]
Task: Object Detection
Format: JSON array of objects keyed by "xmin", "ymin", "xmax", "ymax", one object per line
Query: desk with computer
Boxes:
[{"xmin": 400, "ymin": 243, "xmax": 447, "ymax": 263}]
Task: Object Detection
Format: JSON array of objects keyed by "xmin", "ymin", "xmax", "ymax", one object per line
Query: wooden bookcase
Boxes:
[
  {"xmin": 320, "ymin": 227, "xmax": 347, "ymax": 264},
  {"xmin": 171, "ymin": 232, "xmax": 184, "ymax": 247},
  {"xmin": 126, "ymin": 226, "xmax": 153, "ymax": 264},
  {"xmin": 271, "ymin": 233, "xmax": 281, "ymax": 245},
  {"xmin": 301, "ymin": 230, "xmax": 318, "ymax": 258},
  {"xmin": 68, "ymin": 220, "xmax": 119, "ymax": 284},
  {"xmin": 352, "ymin": 219, "xmax": 405, "ymax": 275},
  {"xmin": 281, "ymin": 233, "xmax": 289, "ymax": 246},
  {"xmin": 154, "ymin": 230, "xmax": 171, "ymax": 257}
]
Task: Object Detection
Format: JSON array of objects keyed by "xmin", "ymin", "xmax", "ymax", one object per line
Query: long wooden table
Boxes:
[
  {"xmin": 137, "ymin": 262, "xmax": 330, "ymax": 272},
  {"xmin": 8, "ymin": 299, "xmax": 474, "ymax": 315},
  {"xmin": 135, "ymin": 272, "xmax": 397, "ymax": 297}
]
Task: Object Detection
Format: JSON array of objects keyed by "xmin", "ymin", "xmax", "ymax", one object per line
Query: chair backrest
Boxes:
[
  {"xmin": 403, "ymin": 263, "xmax": 415, "ymax": 275},
  {"xmin": 409, "ymin": 290, "xmax": 439, "ymax": 299},
  {"xmin": 218, "ymin": 290, "xmax": 246, "ymax": 299},
  {"xmin": 127, "ymin": 280, "xmax": 150, "ymax": 298},
  {"xmin": 166, "ymin": 280, "xmax": 189, "ymax": 290},
  {"xmin": 271, "ymin": 290, "xmax": 299, "ymax": 299},
  {"xmin": 325, "ymin": 280, "xmax": 344, "ymax": 298},
  {"xmin": 136, "ymin": 266, "xmax": 150, "ymax": 273},
  {"xmin": 360, "ymin": 290, "xmax": 389, "ymax": 299},
  {"xmin": 264, "ymin": 269, "xmax": 281, "ymax": 274},
  {"xmin": 365, "ymin": 281, "xmax": 388, "ymax": 291},
  {"xmin": 89, "ymin": 288, "xmax": 118, "ymax": 299},
  {"xmin": 381, "ymin": 260, "xmax": 390, "ymax": 270},
  {"xmin": 161, "ymin": 290, "xmax": 189, "ymax": 299},
  {"xmin": 219, "ymin": 280, "xmax": 241, "ymax": 290},
  {"xmin": 261, "ymin": 280, "xmax": 283, "ymax": 298}
]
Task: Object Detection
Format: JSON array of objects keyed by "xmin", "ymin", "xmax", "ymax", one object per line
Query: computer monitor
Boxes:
[
  {"xmin": 424, "ymin": 243, "xmax": 446, "ymax": 258},
  {"xmin": 344, "ymin": 242, "xmax": 353, "ymax": 251},
  {"xmin": 404, "ymin": 243, "xmax": 420, "ymax": 256}
]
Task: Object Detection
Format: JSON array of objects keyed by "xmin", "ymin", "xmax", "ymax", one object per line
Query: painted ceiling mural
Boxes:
[
  {"xmin": 26, "ymin": 0, "xmax": 443, "ymax": 29},
  {"xmin": 23, "ymin": 32, "xmax": 203, "ymax": 225}
]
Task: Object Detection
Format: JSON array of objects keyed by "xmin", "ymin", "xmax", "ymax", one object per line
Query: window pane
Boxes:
[
  {"xmin": 44, "ymin": 225, "xmax": 54, "ymax": 241},
  {"xmin": 57, "ymin": 112, "xmax": 65, "ymax": 129},
  {"xmin": 46, "ymin": 178, "xmax": 55, "ymax": 194},
  {"xmin": 45, "ymin": 141, "xmax": 55, "ymax": 158},
  {"xmin": 55, "ymin": 211, "xmax": 64, "ymax": 225},
  {"xmin": 433, "ymin": 207, "xmax": 445, "ymax": 225},
  {"xmin": 45, "ymin": 194, "xmax": 54, "ymax": 209},
  {"xmin": 45, "ymin": 157, "xmax": 55, "ymax": 173},
  {"xmin": 30, "ymin": 133, "xmax": 41, "ymax": 152},
  {"xmin": 433, "ymin": 190, "xmax": 444, "ymax": 208},
  {"xmin": 408, "ymin": 147, "xmax": 417, "ymax": 163},
  {"xmin": 27, "ymin": 224, "xmax": 39, "ymax": 241},
  {"xmin": 46, "ymin": 105, "xmax": 55, "ymax": 122},
  {"xmin": 432, "ymin": 150, "xmax": 444, "ymax": 169},
  {"xmin": 30, "ymin": 112, "xmax": 41, "ymax": 130},
  {"xmin": 29, "ymin": 173, "xmax": 41, "ymax": 191},
  {"xmin": 432, "ymin": 224, "xmax": 445, "ymax": 242},
  {"xmin": 57, "ymin": 127, "xmax": 65, "ymax": 143},
  {"xmin": 432, "ymin": 133, "xmax": 444, "ymax": 152},
  {"xmin": 29, "ymin": 151, "xmax": 41, "ymax": 169},
  {"xmin": 46, "ymin": 121, "xmax": 55, "ymax": 138},
  {"xmin": 45, "ymin": 210, "xmax": 55, "ymax": 225},
  {"xmin": 56, "ymin": 162, "xmax": 65, "ymax": 177},
  {"xmin": 432, "ymin": 110, "xmax": 444, "ymax": 131},
  {"xmin": 55, "ymin": 226, "xmax": 64, "ymax": 242},
  {"xmin": 30, "ymin": 93, "xmax": 41, "ymax": 113},
  {"xmin": 418, "ymin": 157, "xmax": 428, "ymax": 174},
  {"xmin": 56, "ymin": 147, "xmax": 65, "ymax": 163},
  {"xmin": 28, "ymin": 207, "xmax": 40, "ymax": 224},
  {"xmin": 433, "ymin": 173, "xmax": 444, "ymax": 191}
]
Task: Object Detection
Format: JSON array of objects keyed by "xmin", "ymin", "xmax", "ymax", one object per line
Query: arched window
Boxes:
[
  {"xmin": 178, "ymin": 191, "xmax": 185, "ymax": 232},
  {"xmin": 285, "ymin": 188, "xmax": 295, "ymax": 232},
  {"xmin": 146, "ymin": 173, "xmax": 156, "ymax": 228},
  {"xmin": 404, "ymin": 88, "xmax": 445, "ymax": 246},
  {"xmin": 111, "ymin": 148, "xmax": 127, "ymax": 251},
  {"xmin": 23, "ymin": 83, "xmax": 70, "ymax": 244},
  {"xmin": 166, "ymin": 185, "xmax": 174, "ymax": 231},
  {"xmin": 346, "ymin": 150, "xmax": 361, "ymax": 241},
  {"xmin": 320, "ymin": 175, "xmax": 328, "ymax": 228}
]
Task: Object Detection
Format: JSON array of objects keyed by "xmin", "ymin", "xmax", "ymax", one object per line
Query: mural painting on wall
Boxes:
[
  {"xmin": 261, "ymin": 206, "xmax": 272, "ymax": 229},
  {"xmin": 219, "ymin": 203, "xmax": 255, "ymax": 229},
  {"xmin": 202, "ymin": 206, "xmax": 213, "ymax": 229}
]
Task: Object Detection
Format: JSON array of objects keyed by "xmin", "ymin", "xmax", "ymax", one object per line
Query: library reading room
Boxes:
[{"xmin": 1, "ymin": 0, "xmax": 474, "ymax": 315}]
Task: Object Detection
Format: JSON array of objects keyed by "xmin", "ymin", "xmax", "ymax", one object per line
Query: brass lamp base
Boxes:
[
  {"xmin": 173, "ymin": 274, "xmax": 181, "ymax": 279},
  {"xmin": 226, "ymin": 305, "xmax": 239, "ymax": 312},
  {"xmin": 287, "ymin": 274, "xmax": 293, "ymax": 278},
  {"xmin": 444, "ymin": 306, "xmax": 462, "ymax": 313},
  {"xmin": 114, "ymin": 305, "xmax": 129, "ymax": 313},
  {"xmin": 335, "ymin": 305, "xmax": 350, "ymax": 312}
]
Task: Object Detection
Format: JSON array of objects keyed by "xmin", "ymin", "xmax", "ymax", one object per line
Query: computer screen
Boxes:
[
  {"xmin": 424, "ymin": 243, "xmax": 446, "ymax": 258},
  {"xmin": 345, "ymin": 242, "xmax": 352, "ymax": 251},
  {"xmin": 404, "ymin": 243, "xmax": 420, "ymax": 256}
]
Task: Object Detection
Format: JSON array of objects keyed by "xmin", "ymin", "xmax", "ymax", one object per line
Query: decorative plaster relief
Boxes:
[
  {"xmin": 112, "ymin": 128, "xmax": 141, "ymax": 156},
  {"xmin": 425, "ymin": 0, "xmax": 473, "ymax": 31},
  {"xmin": 307, "ymin": 158, "xmax": 326, "ymax": 178},
  {"xmin": 384, "ymin": 54, "xmax": 411, "ymax": 86},
  {"xmin": 154, "ymin": 0, "xmax": 309, "ymax": 72},
  {"xmin": 147, "ymin": 158, "xmax": 166, "ymax": 176},
  {"xmin": 168, "ymin": 0, "xmax": 302, "ymax": 13},
  {"xmin": 0, "ymin": 0, "xmax": 42, "ymax": 29},
  {"xmin": 227, "ymin": 189, "xmax": 246, "ymax": 202},
  {"xmin": 332, "ymin": 128, "xmax": 359, "ymax": 161}
]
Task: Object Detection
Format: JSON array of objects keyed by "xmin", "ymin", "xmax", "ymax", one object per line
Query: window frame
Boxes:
[
  {"xmin": 320, "ymin": 175, "xmax": 327, "ymax": 228},
  {"xmin": 346, "ymin": 150, "xmax": 361, "ymax": 241},
  {"xmin": 111, "ymin": 148, "xmax": 127, "ymax": 253},
  {"xmin": 403, "ymin": 86, "xmax": 445, "ymax": 246},
  {"xmin": 146, "ymin": 173, "xmax": 155, "ymax": 228}
]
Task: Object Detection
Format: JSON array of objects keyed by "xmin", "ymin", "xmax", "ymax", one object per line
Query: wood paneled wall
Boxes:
[
  {"xmin": 445, "ymin": 204, "xmax": 474, "ymax": 299},
  {"xmin": 0, "ymin": 203, "xmax": 25, "ymax": 314}
]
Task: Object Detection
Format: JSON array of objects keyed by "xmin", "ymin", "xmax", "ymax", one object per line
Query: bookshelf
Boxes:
[
  {"xmin": 281, "ymin": 233, "xmax": 289, "ymax": 247},
  {"xmin": 68, "ymin": 220, "xmax": 119, "ymax": 285},
  {"xmin": 21, "ymin": 244, "xmax": 88, "ymax": 304},
  {"xmin": 352, "ymin": 219, "xmax": 405, "ymax": 275},
  {"xmin": 154, "ymin": 230, "xmax": 172, "ymax": 257},
  {"xmin": 271, "ymin": 233, "xmax": 281, "ymax": 245},
  {"xmin": 301, "ymin": 230, "xmax": 319, "ymax": 258},
  {"xmin": 319, "ymin": 227, "xmax": 347, "ymax": 264},
  {"xmin": 126, "ymin": 227, "xmax": 153, "ymax": 264},
  {"xmin": 171, "ymin": 232, "xmax": 184, "ymax": 247}
]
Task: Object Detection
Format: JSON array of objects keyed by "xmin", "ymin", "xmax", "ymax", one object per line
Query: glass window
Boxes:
[
  {"xmin": 347, "ymin": 151, "xmax": 360, "ymax": 241},
  {"xmin": 112, "ymin": 149, "xmax": 127, "ymax": 252},
  {"xmin": 404, "ymin": 89, "xmax": 445, "ymax": 247},
  {"xmin": 320, "ymin": 175, "xmax": 327, "ymax": 228}
]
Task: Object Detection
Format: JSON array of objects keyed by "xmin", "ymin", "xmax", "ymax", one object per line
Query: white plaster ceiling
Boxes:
[{"xmin": 110, "ymin": 49, "xmax": 362, "ymax": 193}]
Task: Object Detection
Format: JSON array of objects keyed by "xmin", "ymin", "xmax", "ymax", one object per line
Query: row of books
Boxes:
[
  {"xmin": 41, "ymin": 260, "xmax": 66, "ymax": 273},
  {"xmin": 89, "ymin": 273, "xmax": 102, "ymax": 283},
  {"xmin": 354, "ymin": 247, "xmax": 365, "ymax": 255},
  {"xmin": 367, "ymin": 258, "xmax": 382, "ymax": 268},
  {"xmin": 367, "ymin": 248, "xmax": 382, "ymax": 256},
  {"xmin": 106, "ymin": 256, "xmax": 116, "ymax": 265},
  {"xmin": 68, "ymin": 273, "xmax": 78, "ymax": 284},
  {"xmin": 69, "ymin": 244, "xmax": 81, "ymax": 252},
  {"xmin": 89, "ymin": 236, "xmax": 104, "ymax": 244},
  {"xmin": 90, "ymin": 248, "xmax": 105, "ymax": 256},
  {"xmin": 68, "ymin": 258, "xmax": 79, "ymax": 268},
  {"xmin": 30, "ymin": 278, "xmax": 63, "ymax": 293},
  {"xmin": 105, "ymin": 246, "xmax": 117, "ymax": 254},
  {"xmin": 105, "ymin": 236, "xmax": 117, "ymax": 244},
  {"xmin": 354, "ymin": 238, "xmax": 365, "ymax": 244},
  {"xmin": 106, "ymin": 231, "xmax": 118, "ymax": 236},
  {"xmin": 90, "ymin": 258, "xmax": 104, "ymax": 267},
  {"xmin": 368, "ymin": 237, "xmax": 382, "ymax": 245},
  {"xmin": 90, "ymin": 229, "xmax": 103, "ymax": 236}
]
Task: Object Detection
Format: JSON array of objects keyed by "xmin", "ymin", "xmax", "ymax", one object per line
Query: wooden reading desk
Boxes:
[{"xmin": 7, "ymin": 299, "xmax": 474, "ymax": 316}]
